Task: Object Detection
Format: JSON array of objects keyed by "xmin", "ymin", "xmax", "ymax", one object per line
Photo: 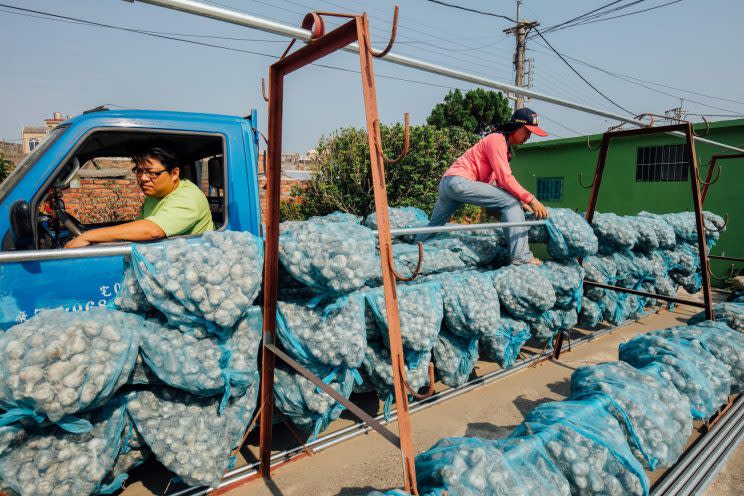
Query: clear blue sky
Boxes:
[{"xmin": 2, "ymin": 0, "xmax": 743, "ymax": 152}]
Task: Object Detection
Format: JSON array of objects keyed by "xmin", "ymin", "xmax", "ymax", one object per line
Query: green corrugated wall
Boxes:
[{"xmin": 510, "ymin": 119, "xmax": 744, "ymax": 286}]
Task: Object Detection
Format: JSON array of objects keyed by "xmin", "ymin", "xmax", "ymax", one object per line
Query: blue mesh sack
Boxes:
[
  {"xmin": 541, "ymin": 261, "xmax": 585, "ymax": 310},
  {"xmin": 653, "ymin": 322, "xmax": 744, "ymax": 393},
  {"xmin": 569, "ymin": 361, "xmax": 692, "ymax": 470},
  {"xmin": 688, "ymin": 302, "xmax": 744, "ymax": 331},
  {"xmin": 432, "ymin": 332, "xmax": 479, "ymax": 387},
  {"xmin": 579, "ymin": 298, "xmax": 602, "ymax": 328},
  {"xmin": 531, "ymin": 308, "xmax": 578, "ymax": 344},
  {"xmin": 365, "ymin": 281, "xmax": 443, "ymax": 354},
  {"xmin": 492, "ymin": 264, "xmax": 556, "ymax": 322},
  {"xmin": 662, "ymin": 211, "xmax": 725, "ymax": 247},
  {"xmin": 274, "ymin": 365, "xmax": 358, "ymax": 439},
  {"xmin": 277, "ymin": 293, "xmax": 367, "ymax": 370},
  {"xmin": 125, "ymin": 231, "xmax": 263, "ymax": 333},
  {"xmin": 115, "ymin": 265, "xmax": 155, "ymax": 314},
  {"xmin": 0, "ymin": 396, "xmax": 128, "ymax": 496},
  {"xmin": 279, "ymin": 218, "xmax": 377, "ymax": 293},
  {"xmin": 510, "ymin": 398, "xmax": 649, "ymax": 496},
  {"xmin": 139, "ymin": 307, "xmax": 261, "ymax": 405},
  {"xmin": 534, "ymin": 208, "xmax": 598, "ymax": 259},
  {"xmin": 628, "ymin": 216, "xmax": 659, "ymax": 252},
  {"xmin": 0, "ymin": 308, "xmax": 140, "ymax": 432},
  {"xmin": 127, "ymin": 376, "xmax": 259, "ymax": 488},
  {"xmin": 380, "ymin": 243, "xmax": 466, "ymax": 279},
  {"xmin": 428, "ymin": 228, "xmax": 508, "ymax": 266},
  {"xmin": 419, "ymin": 271, "xmax": 499, "ymax": 338},
  {"xmin": 637, "ymin": 212, "xmax": 676, "ymax": 249},
  {"xmin": 592, "ymin": 212, "xmax": 639, "ymax": 254},
  {"xmin": 619, "ymin": 334, "xmax": 731, "ymax": 419},
  {"xmin": 364, "ymin": 207, "xmax": 429, "ymax": 243},
  {"xmin": 479, "ymin": 317, "xmax": 531, "ymax": 369},
  {"xmin": 582, "ymin": 255, "xmax": 618, "ymax": 300},
  {"xmin": 363, "ymin": 340, "xmax": 432, "ymax": 419},
  {"xmin": 415, "ymin": 436, "xmax": 571, "ymax": 496},
  {"xmin": 310, "ymin": 211, "xmax": 362, "ymax": 224}
]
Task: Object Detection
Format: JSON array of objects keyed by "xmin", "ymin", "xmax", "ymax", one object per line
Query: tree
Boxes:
[
  {"xmin": 281, "ymin": 124, "xmax": 480, "ymax": 221},
  {"xmin": 0, "ymin": 153, "xmax": 10, "ymax": 184},
  {"xmin": 426, "ymin": 88, "xmax": 512, "ymax": 135}
]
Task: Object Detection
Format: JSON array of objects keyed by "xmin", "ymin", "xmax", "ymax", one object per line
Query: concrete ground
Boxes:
[{"xmin": 121, "ymin": 299, "xmax": 742, "ymax": 496}]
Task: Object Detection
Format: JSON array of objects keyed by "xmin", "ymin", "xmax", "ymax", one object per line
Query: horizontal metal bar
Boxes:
[
  {"xmin": 0, "ymin": 244, "xmax": 131, "ymax": 263},
  {"xmin": 265, "ymin": 343, "xmax": 401, "ymax": 449},
  {"xmin": 652, "ymin": 394, "xmax": 744, "ymax": 495},
  {"xmin": 375, "ymin": 220, "xmax": 547, "ymax": 237},
  {"xmin": 583, "ymin": 280, "xmax": 707, "ymax": 308},
  {"xmin": 130, "ymin": 0, "xmax": 744, "ymax": 154},
  {"xmin": 171, "ymin": 318, "xmax": 636, "ymax": 496},
  {"xmin": 709, "ymin": 255, "xmax": 744, "ymax": 263}
]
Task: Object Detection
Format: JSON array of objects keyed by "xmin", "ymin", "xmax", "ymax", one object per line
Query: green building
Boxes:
[{"xmin": 511, "ymin": 119, "xmax": 744, "ymax": 284}]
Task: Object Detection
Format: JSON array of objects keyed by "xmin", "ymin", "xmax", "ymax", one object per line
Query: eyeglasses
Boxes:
[{"xmin": 132, "ymin": 167, "xmax": 169, "ymax": 179}]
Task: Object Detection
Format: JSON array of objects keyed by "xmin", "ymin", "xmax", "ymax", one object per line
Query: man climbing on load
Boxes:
[
  {"xmin": 416, "ymin": 107, "xmax": 549, "ymax": 265},
  {"xmin": 65, "ymin": 145, "xmax": 214, "ymax": 248}
]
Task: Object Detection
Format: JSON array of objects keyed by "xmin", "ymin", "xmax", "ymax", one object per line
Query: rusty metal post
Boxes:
[
  {"xmin": 683, "ymin": 123, "xmax": 715, "ymax": 321},
  {"xmin": 701, "ymin": 153, "xmax": 744, "ymax": 204},
  {"xmin": 355, "ymin": 14, "xmax": 418, "ymax": 494},
  {"xmin": 584, "ymin": 133, "xmax": 611, "ymax": 225}
]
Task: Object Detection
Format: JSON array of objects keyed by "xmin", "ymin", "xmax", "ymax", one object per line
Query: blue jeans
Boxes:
[{"xmin": 416, "ymin": 175, "xmax": 534, "ymax": 263}]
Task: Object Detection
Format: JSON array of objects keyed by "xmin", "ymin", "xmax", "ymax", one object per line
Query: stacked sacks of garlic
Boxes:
[
  {"xmin": 0, "ymin": 396, "xmax": 129, "ymax": 496},
  {"xmin": 619, "ymin": 333, "xmax": 731, "ymax": 419},
  {"xmin": 279, "ymin": 216, "xmax": 377, "ymax": 293},
  {"xmin": 569, "ymin": 361, "xmax": 692, "ymax": 470},
  {"xmin": 0, "ymin": 308, "xmax": 140, "ymax": 431},
  {"xmin": 126, "ymin": 377, "xmax": 259, "ymax": 488},
  {"xmin": 510, "ymin": 398, "xmax": 649, "ymax": 496},
  {"xmin": 123, "ymin": 230, "xmax": 263, "ymax": 335},
  {"xmin": 479, "ymin": 317, "xmax": 532, "ymax": 369}
]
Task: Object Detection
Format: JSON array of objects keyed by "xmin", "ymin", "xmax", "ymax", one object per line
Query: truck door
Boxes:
[{"xmin": 0, "ymin": 124, "xmax": 234, "ymax": 330}]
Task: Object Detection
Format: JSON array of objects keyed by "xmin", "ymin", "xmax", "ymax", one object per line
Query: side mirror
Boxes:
[{"xmin": 9, "ymin": 200, "xmax": 35, "ymax": 250}]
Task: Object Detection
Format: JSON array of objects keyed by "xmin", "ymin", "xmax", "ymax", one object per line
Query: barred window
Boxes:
[
  {"xmin": 536, "ymin": 177, "xmax": 564, "ymax": 202},
  {"xmin": 636, "ymin": 144, "xmax": 689, "ymax": 182}
]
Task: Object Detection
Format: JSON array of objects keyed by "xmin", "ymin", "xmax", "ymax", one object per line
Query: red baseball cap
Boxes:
[{"xmin": 510, "ymin": 107, "xmax": 548, "ymax": 137}]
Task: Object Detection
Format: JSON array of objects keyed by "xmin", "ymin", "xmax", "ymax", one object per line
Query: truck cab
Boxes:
[{"xmin": 0, "ymin": 108, "xmax": 262, "ymax": 330}]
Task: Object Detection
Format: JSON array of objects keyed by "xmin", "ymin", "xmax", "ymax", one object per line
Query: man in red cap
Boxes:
[{"xmin": 416, "ymin": 107, "xmax": 549, "ymax": 265}]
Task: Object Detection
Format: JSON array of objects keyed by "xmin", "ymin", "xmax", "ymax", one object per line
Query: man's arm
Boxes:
[{"xmin": 64, "ymin": 220, "xmax": 165, "ymax": 249}]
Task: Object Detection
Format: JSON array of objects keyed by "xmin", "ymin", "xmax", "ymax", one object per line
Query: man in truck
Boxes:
[{"xmin": 64, "ymin": 145, "xmax": 214, "ymax": 248}]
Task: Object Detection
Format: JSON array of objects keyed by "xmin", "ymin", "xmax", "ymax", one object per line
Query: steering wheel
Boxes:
[{"xmin": 46, "ymin": 189, "xmax": 87, "ymax": 238}]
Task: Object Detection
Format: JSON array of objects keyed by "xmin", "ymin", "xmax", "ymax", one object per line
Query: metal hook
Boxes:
[
  {"xmin": 261, "ymin": 78, "xmax": 269, "ymax": 103},
  {"xmin": 390, "ymin": 241, "xmax": 423, "ymax": 282},
  {"xmin": 375, "ymin": 113, "xmax": 410, "ymax": 165},
  {"xmin": 704, "ymin": 213, "xmax": 728, "ymax": 233},
  {"xmin": 301, "ymin": 12, "xmax": 326, "ymax": 39},
  {"xmin": 708, "ymin": 263, "xmax": 735, "ymax": 282},
  {"xmin": 365, "ymin": 6, "xmax": 399, "ymax": 58},
  {"xmin": 698, "ymin": 160, "xmax": 721, "ymax": 186},
  {"xmin": 401, "ymin": 361, "xmax": 435, "ymax": 400},
  {"xmin": 693, "ymin": 116, "xmax": 710, "ymax": 137},
  {"xmin": 578, "ymin": 172, "xmax": 594, "ymax": 189},
  {"xmin": 586, "ymin": 137, "xmax": 601, "ymax": 150}
]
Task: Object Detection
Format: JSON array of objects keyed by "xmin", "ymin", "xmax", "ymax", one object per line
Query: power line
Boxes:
[
  {"xmin": 558, "ymin": 0, "xmax": 685, "ymax": 31},
  {"xmin": 0, "ymin": 4, "xmax": 497, "ymax": 97},
  {"xmin": 532, "ymin": 28, "xmax": 634, "ymax": 115},
  {"xmin": 538, "ymin": 0, "xmax": 629, "ymax": 35},
  {"xmin": 421, "ymin": 0, "xmax": 514, "ymax": 22},
  {"xmin": 528, "ymin": 42, "xmax": 744, "ymax": 115}
]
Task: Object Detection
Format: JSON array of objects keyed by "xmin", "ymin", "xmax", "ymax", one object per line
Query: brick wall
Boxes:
[
  {"xmin": 258, "ymin": 176, "xmax": 308, "ymax": 224},
  {"xmin": 65, "ymin": 177, "xmax": 144, "ymax": 224}
]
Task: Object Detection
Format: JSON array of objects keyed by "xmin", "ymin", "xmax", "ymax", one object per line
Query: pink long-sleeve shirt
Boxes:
[{"xmin": 443, "ymin": 133, "xmax": 534, "ymax": 204}]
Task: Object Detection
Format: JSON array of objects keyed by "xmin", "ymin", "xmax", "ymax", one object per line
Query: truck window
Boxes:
[{"xmin": 29, "ymin": 130, "xmax": 227, "ymax": 250}]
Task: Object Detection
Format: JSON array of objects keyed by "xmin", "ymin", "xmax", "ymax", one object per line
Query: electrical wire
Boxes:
[
  {"xmin": 532, "ymin": 28, "xmax": 634, "ymax": 115},
  {"xmin": 421, "ymin": 0, "xmax": 514, "ymax": 22},
  {"xmin": 551, "ymin": 0, "xmax": 685, "ymax": 33}
]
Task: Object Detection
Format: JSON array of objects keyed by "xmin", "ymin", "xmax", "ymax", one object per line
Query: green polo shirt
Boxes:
[{"xmin": 140, "ymin": 179, "xmax": 214, "ymax": 237}]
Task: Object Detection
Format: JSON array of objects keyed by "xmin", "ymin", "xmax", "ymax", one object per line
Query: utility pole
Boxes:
[
  {"xmin": 503, "ymin": 0, "xmax": 539, "ymax": 109},
  {"xmin": 665, "ymin": 98, "xmax": 686, "ymax": 122}
]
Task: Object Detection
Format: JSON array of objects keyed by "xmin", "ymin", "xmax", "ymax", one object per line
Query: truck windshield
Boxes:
[{"xmin": 0, "ymin": 125, "xmax": 68, "ymax": 204}]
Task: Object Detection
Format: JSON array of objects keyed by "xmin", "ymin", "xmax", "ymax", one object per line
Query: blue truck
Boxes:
[{"xmin": 0, "ymin": 107, "xmax": 263, "ymax": 330}]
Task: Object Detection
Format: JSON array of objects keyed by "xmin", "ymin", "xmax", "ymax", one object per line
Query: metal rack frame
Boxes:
[{"xmin": 583, "ymin": 123, "xmax": 716, "ymax": 320}]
